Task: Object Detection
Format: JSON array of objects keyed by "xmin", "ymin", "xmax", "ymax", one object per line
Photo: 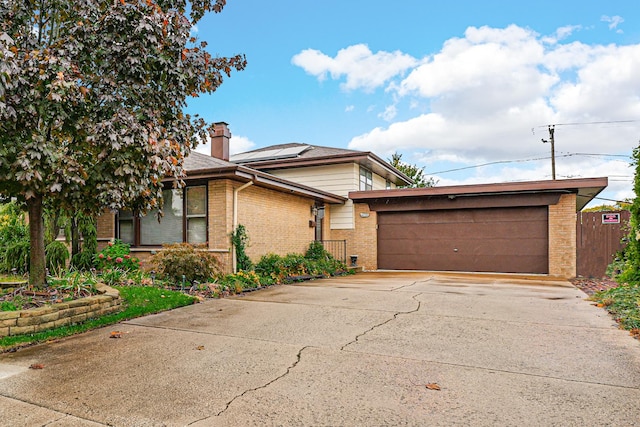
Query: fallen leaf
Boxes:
[
  {"xmin": 29, "ymin": 364, "xmax": 45, "ymax": 370},
  {"xmin": 196, "ymin": 345, "xmax": 205, "ymax": 351},
  {"xmin": 110, "ymin": 331, "xmax": 123, "ymax": 338},
  {"xmin": 425, "ymin": 383, "xmax": 441, "ymax": 391}
]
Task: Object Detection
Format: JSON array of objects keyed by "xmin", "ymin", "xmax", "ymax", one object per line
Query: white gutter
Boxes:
[{"xmin": 232, "ymin": 180, "xmax": 254, "ymax": 273}]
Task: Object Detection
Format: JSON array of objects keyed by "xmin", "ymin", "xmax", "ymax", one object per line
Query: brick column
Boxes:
[{"xmin": 548, "ymin": 194, "xmax": 577, "ymax": 278}]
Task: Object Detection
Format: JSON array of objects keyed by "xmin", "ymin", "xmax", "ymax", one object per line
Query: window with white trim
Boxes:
[{"xmin": 359, "ymin": 167, "xmax": 373, "ymax": 191}]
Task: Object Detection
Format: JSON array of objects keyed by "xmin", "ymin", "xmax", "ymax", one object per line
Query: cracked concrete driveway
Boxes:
[{"xmin": 1, "ymin": 272, "xmax": 639, "ymax": 426}]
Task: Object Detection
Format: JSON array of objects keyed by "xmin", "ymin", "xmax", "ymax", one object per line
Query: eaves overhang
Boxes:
[
  {"xmin": 238, "ymin": 151, "xmax": 414, "ymax": 187},
  {"xmin": 349, "ymin": 177, "xmax": 608, "ymax": 211},
  {"xmin": 169, "ymin": 164, "xmax": 346, "ymax": 205}
]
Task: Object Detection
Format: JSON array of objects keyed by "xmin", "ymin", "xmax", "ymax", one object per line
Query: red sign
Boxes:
[{"xmin": 602, "ymin": 213, "xmax": 620, "ymax": 224}]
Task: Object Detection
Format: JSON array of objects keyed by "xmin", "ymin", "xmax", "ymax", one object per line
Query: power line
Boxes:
[
  {"xmin": 425, "ymin": 152, "xmax": 630, "ymax": 175},
  {"xmin": 533, "ymin": 119, "xmax": 640, "ymax": 130},
  {"xmin": 592, "ymin": 196, "xmax": 632, "ymax": 204}
]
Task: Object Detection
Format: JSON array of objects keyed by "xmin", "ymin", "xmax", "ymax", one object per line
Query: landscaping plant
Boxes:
[
  {"xmin": 231, "ymin": 224, "xmax": 253, "ymax": 271},
  {"xmin": 149, "ymin": 243, "xmax": 221, "ymax": 285},
  {"xmin": 96, "ymin": 240, "xmax": 141, "ymax": 272},
  {"xmin": 0, "ymin": 202, "xmax": 29, "ymax": 274},
  {"xmin": 45, "ymin": 240, "xmax": 70, "ymax": 277}
]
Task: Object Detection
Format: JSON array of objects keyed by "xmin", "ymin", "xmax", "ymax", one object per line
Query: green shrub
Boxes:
[
  {"xmin": 96, "ymin": 239, "xmax": 140, "ymax": 272},
  {"xmin": 71, "ymin": 251, "xmax": 96, "ymax": 271},
  {"xmin": 4, "ymin": 240, "xmax": 30, "ymax": 274},
  {"xmin": 149, "ymin": 243, "xmax": 221, "ymax": 284},
  {"xmin": 45, "ymin": 241, "xmax": 70, "ymax": 276},
  {"xmin": 305, "ymin": 240, "xmax": 329, "ymax": 260},
  {"xmin": 71, "ymin": 216, "xmax": 98, "ymax": 271},
  {"xmin": 231, "ymin": 225, "xmax": 252, "ymax": 271},
  {"xmin": 255, "ymin": 248, "xmax": 349, "ymax": 285},
  {"xmin": 219, "ymin": 270, "xmax": 262, "ymax": 292},
  {"xmin": 0, "ymin": 202, "xmax": 29, "ymax": 273}
]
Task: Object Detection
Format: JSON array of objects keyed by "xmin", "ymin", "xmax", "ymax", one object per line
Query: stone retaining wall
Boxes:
[{"xmin": 0, "ymin": 284, "xmax": 121, "ymax": 337}]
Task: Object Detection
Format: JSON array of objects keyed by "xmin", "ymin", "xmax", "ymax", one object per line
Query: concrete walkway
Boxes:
[{"xmin": 0, "ymin": 272, "xmax": 639, "ymax": 426}]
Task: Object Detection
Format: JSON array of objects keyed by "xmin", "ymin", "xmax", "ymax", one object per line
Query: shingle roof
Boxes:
[
  {"xmin": 231, "ymin": 143, "xmax": 414, "ymax": 186},
  {"xmin": 183, "ymin": 151, "xmax": 236, "ymax": 172},
  {"xmin": 236, "ymin": 143, "xmax": 361, "ymax": 161},
  {"xmin": 177, "ymin": 151, "xmax": 346, "ymax": 204}
]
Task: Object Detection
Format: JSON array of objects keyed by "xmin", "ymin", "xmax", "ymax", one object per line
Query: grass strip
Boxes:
[
  {"xmin": 0, "ymin": 286, "xmax": 196, "ymax": 352},
  {"xmin": 591, "ymin": 283, "xmax": 640, "ymax": 333}
]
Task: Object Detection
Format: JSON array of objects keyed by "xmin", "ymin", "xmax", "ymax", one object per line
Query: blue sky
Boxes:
[{"xmin": 188, "ymin": 1, "xmax": 640, "ymax": 207}]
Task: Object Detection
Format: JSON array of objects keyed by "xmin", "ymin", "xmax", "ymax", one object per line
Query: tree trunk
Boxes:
[
  {"xmin": 71, "ymin": 215, "xmax": 80, "ymax": 257},
  {"xmin": 27, "ymin": 194, "xmax": 46, "ymax": 288}
]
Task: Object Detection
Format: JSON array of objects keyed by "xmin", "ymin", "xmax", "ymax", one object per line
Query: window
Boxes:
[
  {"xmin": 359, "ymin": 167, "xmax": 372, "ymax": 191},
  {"xmin": 186, "ymin": 186, "xmax": 207, "ymax": 244},
  {"xmin": 117, "ymin": 185, "xmax": 207, "ymax": 246}
]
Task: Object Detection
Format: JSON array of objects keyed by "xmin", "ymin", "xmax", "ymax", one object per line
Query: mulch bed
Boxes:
[{"xmin": 570, "ymin": 277, "xmax": 621, "ymax": 296}]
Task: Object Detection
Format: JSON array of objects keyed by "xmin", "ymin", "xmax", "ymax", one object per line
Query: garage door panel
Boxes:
[
  {"xmin": 378, "ymin": 207, "xmax": 548, "ymax": 274},
  {"xmin": 379, "ymin": 253, "xmax": 548, "ymax": 273},
  {"xmin": 379, "ymin": 237, "xmax": 547, "ymax": 257},
  {"xmin": 380, "ymin": 222, "xmax": 547, "ymax": 240}
]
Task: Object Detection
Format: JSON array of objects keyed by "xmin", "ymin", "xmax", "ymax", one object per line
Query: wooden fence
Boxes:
[{"xmin": 576, "ymin": 211, "xmax": 630, "ymax": 278}]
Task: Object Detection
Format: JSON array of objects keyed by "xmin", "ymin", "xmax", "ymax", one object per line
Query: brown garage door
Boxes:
[{"xmin": 377, "ymin": 207, "xmax": 548, "ymax": 273}]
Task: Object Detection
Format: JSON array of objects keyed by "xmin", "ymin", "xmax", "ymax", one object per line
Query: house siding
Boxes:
[
  {"xmin": 272, "ymin": 164, "xmax": 356, "ymax": 197},
  {"xmin": 327, "ymin": 203, "xmax": 377, "ymax": 270},
  {"xmin": 372, "ymin": 173, "xmax": 389, "ymax": 190},
  {"xmin": 271, "ymin": 164, "xmax": 357, "ymax": 230},
  {"xmin": 272, "ymin": 163, "xmax": 388, "ymax": 231}
]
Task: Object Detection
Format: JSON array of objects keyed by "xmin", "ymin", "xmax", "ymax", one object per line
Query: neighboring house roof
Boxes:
[
  {"xmin": 230, "ymin": 143, "xmax": 414, "ymax": 187},
  {"xmin": 349, "ymin": 177, "xmax": 608, "ymax": 211},
  {"xmin": 181, "ymin": 151, "xmax": 346, "ymax": 204}
]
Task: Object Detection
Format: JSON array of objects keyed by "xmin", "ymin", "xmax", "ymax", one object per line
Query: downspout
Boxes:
[{"xmin": 232, "ymin": 180, "xmax": 254, "ymax": 273}]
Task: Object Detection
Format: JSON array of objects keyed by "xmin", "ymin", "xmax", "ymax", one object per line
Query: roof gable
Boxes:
[{"xmin": 231, "ymin": 143, "xmax": 413, "ymax": 186}]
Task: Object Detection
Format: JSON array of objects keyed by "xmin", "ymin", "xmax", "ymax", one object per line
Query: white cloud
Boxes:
[
  {"xmin": 342, "ymin": 24, "xmax": 639, "ymax": 204},
  {"xmin": 601, "ymin": 15, "xmax": 624, "ymax": 32},
  {"xmin": 345, "ymin": 105, "xmax": 355, "ymax": 112},
  {"xmin": 556, "ymin": 25, "xmax": 582, "ymax": 40},
  {"xmin": 291, "ymin": 44, "xmax": 418, "ymax": 92},
  {"xmin": 379, "ymin": 105, "xmax": 397, "ymax": 121}
]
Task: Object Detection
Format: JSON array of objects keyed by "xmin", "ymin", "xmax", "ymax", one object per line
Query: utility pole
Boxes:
[{"xmin": 541, "ymin": 125, "xmax": 556, "ymax": 180}]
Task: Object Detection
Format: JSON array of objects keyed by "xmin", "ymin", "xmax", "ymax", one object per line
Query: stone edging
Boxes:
[{"xmin": 0, "ymin": 284, "xmax": 122, "ymax": 337}]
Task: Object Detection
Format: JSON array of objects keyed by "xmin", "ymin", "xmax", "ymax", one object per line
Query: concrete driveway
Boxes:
[{"xmin": 0, "ymin": 272, "xmax": 639, "ymax": 426}]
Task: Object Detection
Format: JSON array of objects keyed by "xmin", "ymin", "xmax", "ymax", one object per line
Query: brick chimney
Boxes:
[{"xmin": 211, "ymin": 122, "xmax": 231, "ymax": 161}]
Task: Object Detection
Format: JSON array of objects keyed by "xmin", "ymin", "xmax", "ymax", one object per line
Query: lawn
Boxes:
[{"xmin": 0, "ymin": 286, "xmax": 196, "ymax": 352}]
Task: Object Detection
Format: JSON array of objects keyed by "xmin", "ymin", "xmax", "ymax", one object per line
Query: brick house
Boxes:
[
  {"xmin": 229, "ymin": 142, "xmax": 413, "ymax": 269},
  {"xmin": 97, "ymin": 123, "xmax": 346, "ymax": 273},
  {"xmin": 349, "ymin": 178, "xmax": 608, "ymax": 278},
  {"xmin": 98, "ymin": 122, "xmax": 608, "ymax": 279}
]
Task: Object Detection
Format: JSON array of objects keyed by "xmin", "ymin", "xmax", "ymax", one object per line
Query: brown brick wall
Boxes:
[
  {"xmin": 237, "ymin": 184, "xmax": 315, "ymax": 263},
  {"xmin": 328, "ymin": 203, "xmax": 377, "ymax": 270},
  {"xmin": 96, "ymin": 210, "xmax": 115, "ymax": 251},
  {"xmin": 548, "ymin": 193, "xmax": 577, "ymax": 278},
  {"xmin": 208, "ymin": 180, "xmax": 234, "ymax": 273},
  {"xmin": 95, "ymin": 179, "xmax": 321, "ymax": 274}
]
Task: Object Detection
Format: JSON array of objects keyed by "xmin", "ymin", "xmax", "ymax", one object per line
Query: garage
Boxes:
[
  {"xmin": 377, "ymin": 207, "xmax": 548, "ymax": 273},
  {"xmin": 349, "ymin": 177, "xmax": 609, "ymax": 278}
]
